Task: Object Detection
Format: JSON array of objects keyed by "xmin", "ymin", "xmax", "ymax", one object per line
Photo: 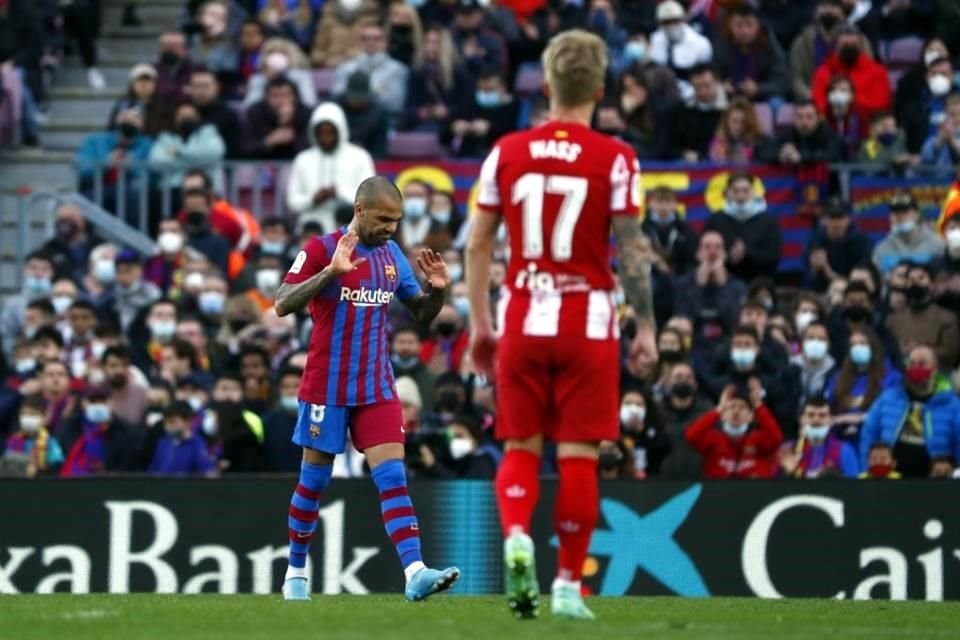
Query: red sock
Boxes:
[
  {"xmin": 495, "ymin": 449, "xmax": 541, "ymax": 536},
  {"xmin": 554, "ymin": 457, "xmax": 599, "ymax": 582}
]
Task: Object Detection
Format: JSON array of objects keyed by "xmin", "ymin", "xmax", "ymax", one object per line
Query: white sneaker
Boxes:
[{"xmin": 87, "ymin": 68, "xmax": 106, "ymax": 91}]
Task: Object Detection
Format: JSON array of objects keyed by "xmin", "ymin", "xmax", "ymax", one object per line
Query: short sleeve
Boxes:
[
  {"xmin": 610, "ymin": 149, "xmax": 641, "ymax": 216},
  {"xmin": 476, "ymin": 145, "xmax": 502, "ymax": 210},
  {"xmin": 392, "ymin": 245, "xmax": 422, "ymax": 302},
  {"xmin": 283, "ymin": 237, "xmax": 329, "ymax": 285}
]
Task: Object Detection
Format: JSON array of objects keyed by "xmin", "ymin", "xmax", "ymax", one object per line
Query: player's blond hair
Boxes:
[{"xmin": 541, "ymin": 29, "xmax": 608, "ymax": 108}]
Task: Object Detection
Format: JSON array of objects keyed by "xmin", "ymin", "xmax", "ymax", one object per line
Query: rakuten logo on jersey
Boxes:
[{"xmin": 340, "ymin": 287, "xmax": 394, "ymax": 307}]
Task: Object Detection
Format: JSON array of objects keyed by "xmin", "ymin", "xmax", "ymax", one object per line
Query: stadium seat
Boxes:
[
  {"xmin": 0, "ymin": 66, "xmax": 23, "ymax": 147},
  {"xmin": 885, "ymin": 36, "xmax": 924, "ymax": 69},
  {"xmin": 514, "ymin": 63, "xmax": 544, "ymax": 96},
  {"xmin": 387, "ymin": 131, "xmax": 446, "ymax": 159},
  {"xmin": 774, "ymin": 103, "xmax": 795, "ymax": 135},
  {"xmin": 753, "ymin": 102, "xmax": 773, "ymax": 136},
  {"xmin": 313, "ymin": 69, "xmax": 337, "ymax": 99}
]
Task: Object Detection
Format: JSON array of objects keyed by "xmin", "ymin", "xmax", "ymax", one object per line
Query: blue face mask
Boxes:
[
  {"xmin": 280, "ymin": 395, "xmax": 299, "ymax": 412},
  {"xmin": 198, "ymin": 291, "xmax": 225, "ymax": 315},
  {"xmin": 893, "ymin": 220, "xmax": 916, "ymax": 235},
  {"xmin": 726, "ymin": 198, "xmax": 765, "ymax": 219},
  {"xmin": 448, "ymin": 264, "xmax": 463, "ymax": 283},
  {"xmin": 24, "ymin": 275, "xmax": 52, "ymax": 295},
  {"xmin": 84, "ymin": 403, "xmax": 111, "ymax": 424},
  {"xmin": 432, "ymin": 210, "xmax": 451, "ymax": 225},
  {"xmin": 406, "ymin": 0, "xmax": 426, "ymax": 7},
  {"xmin": 651, "ymin": 210, "xmax": 676, "ymax": 225},
  {"xmin": 624, "ymin": 41, "xmax": 647, "ymax": 62},
  {"xmin": 475, "ymin": 90, "xmax": 501, "ymax": 108},
  {"xmin": 94, "ymin": 259, "xmax": 116, "ymax": 284},
  {"xmin": 452, "ymin": 295, "xmax": 470, "ymax": 318},
  {"xmin": 803, "ymin": 424, "xmax": 831, "ymax": 442},
  {"xmin": 802, "ymin": 338, "xmax": 828, "ymax": 361},
  {"xmin": 723, "ymin": 422, "xmax": 750, "ymax": 438},
  {"xmin": 850, "ymin": 343, "xmax": 872, "ymax": 366},
  {"xmin": 404, "ymin": 197, "xmax": 427, "ymax": 219},
  {"xmin": 730, "ymin": 348, "xmax": 757, "ymax": 369},
  {"xmin": 877, "ymin": 132, "xmax": 897, "ymax": 146},
  {"xmin": 391, "ymin": 354, "xmax": 420, "ymax": 370},
  {"xmin": 260, "ymin": 240, "xmax": 286, "ymax": 256}
]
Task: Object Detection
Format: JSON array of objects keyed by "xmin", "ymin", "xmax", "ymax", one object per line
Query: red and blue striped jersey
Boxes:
[{"xmin": 283, "ymin": 227, "xmax": 421, "ymax": 406}]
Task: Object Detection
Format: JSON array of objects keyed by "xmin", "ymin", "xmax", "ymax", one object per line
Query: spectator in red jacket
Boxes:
[
  {"xmin": 811, "ymin": 26, "xmax": 890, "ymax": 125},
  {"xmin": 684, "ymin": 380, "xmax": 783, "ymax": 479}
]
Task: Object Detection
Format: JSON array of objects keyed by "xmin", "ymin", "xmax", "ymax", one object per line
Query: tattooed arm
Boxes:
[
  {"xmin": 275, "ymin": 268, "xmax": 343, "ymax": 317},
  {"xmin": 612, "ymin": 216, "xmax": 655, "ymax": 330},
  {"xmin": 401, "ymin": 287, "xmax": 447, "ymax": 326}
]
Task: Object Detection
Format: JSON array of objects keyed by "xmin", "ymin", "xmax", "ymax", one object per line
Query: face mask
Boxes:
[
  {"xmin": 150, "ymin": 320, "xmax": 177, "ymax": 340},
  {"xmin": 198, "ymin": 290, "xmax": 226, "ymax": 315},
  {"xmin": 449, "ymin": 436, "xmax": 474, "ymax": 460},
  {"xmin": 671, "ymin": 382, "xmax": 695, "ymax": 399},
  {"xmin": 659, "ymin": 349, "xmax": 682, "ymax": 363},
  {"xmin": 819, "ymin": 13, "xmax": 840, "ymax": 31},
  {"xmin": 15, "ymin": 358, "xmax": 36, "ymax": 374},
  {"xmin": 436, "ymin": 390, "xmax": 461, "ymax": 413},
  {"xmin": 598, "ymin": 450, "xmax": 622, "ymax": 470},
  {"xmin": 406, "ymin": 0, "xmax": 426, "ymax": 7},
  {"xmin": 839, "ymin": 45, "xmax": 860, "ymax": 67},
  {"xmin": 228, "ymin": 319, "xmax": 249, "ymax": 333},
  {"xmin": 868, "ymin": 463, "xmax": 893, "ymax": 477},
  {"xmin": 665, "ymin": 24, "xmax": 685, "ymax": 42},
  {"xmin": 828, "ymin": 90, "xmax": 852, "ymax": 107},
  {"xmin": 20, "ymin": 414, "xmax": 42, "ymax": 434},
  {"xmin": 179, "ymin": 119, "xmax": 200, "ymax": 138},
  {"xmin": 94, "ymin": 259, "xmax": 117, "ymax": 283},
  {"xmin": 723, "ymin": 421, "xmax": 749, "ymax": 438},
  {"xmin": 91, "ymin": 341, "xmax": 107, "ymax": 360},
  {"xmin": 448, "ymin": 264, "xmax": 464, "ymax": 283},
  {"xmin": 802, "ymin": 338, "xmax": 828, "ymax": 361},
  {"xmin": 256, "ymin": 269, "xmax": 282, "ymax": 293},
  {"xmin": 280, "ymin": 395, "xmax": 299, "ymax": 412},
  {"xmin": 726, "ymin": 198, "xmax": 764, "ymax": 219},
  {"xmin": 24, "ymin": 275, "xmax": 52, "ymax": 295},
  {"xmin": 436, "ymin": 321, "xmax": 458, "ymax": 338},
  {"xmin": 158, "ymin": 232, "xmax": 184, "ymax": 254},
  {"xmin": 946, "ymin": 228, "xmax": 960, "ymax": 250},
  {"xmin": 391, "ymin": 354, "xmax": 420, "ymax": 369},
  {"xmin": 432, "ymin": 210, "xmax": 451, "ymax": 225},
  {"xmin": 119, "ymin": 122, "xmax": 141, "ymax": 139},
  {"xmin": 844, "ymin": 305, "xmax": 871, "ymax": 323},
  {"xmin": 877, "ymin": 131, "xmax": 897, "ymax": 146},
  {"xmin": 160, "ymin": 51, "xmax": 181, "ymax": 67},
  {"xmin": 619, "ymin": 403, "xmax": 646, "ymax": 425},
  {"xmin": 651, "ymin": 210, "xmax": 676, "ymax": 225},
  {"xmin": 202, "ymin": 410, "xmax": 218, "ymax": 436},
  {"xmin": 452, "ymin": 295, "xmax": 469, "ymax": 318},
  {"xmin": 624, "ymin": 41, "xmax": 646, "ymax": 62},
  {"xmin": 186, "ymin": 396, "xmax": 205, "ymax": 412},
  {"xmin": 928, "ymin": 74, "xmax": 952, "ymax": 96},
  {"xmin": 260, "ymin": 240, "xmax": 286, "ymax": 256},
  {"xmin": 186, "ymin": 211, "xmax": 208, "ymax": 229},
  {"xmin": 85, "ymin": 403, "xmax": 111, "ymax": 423},
  {"xmin": 795, "ymin": 311, "xmax": 817, "ymax": 334},
  {"xmin": 265, "ymin": 52, "xmax": 290, "ymax": 73},
  {"xmin": 403, "ymin": 197, "xmax": 427, "ymax": 219},
  {"xmin": 905, "ymin": 364, "xmax": 934, "ymax": 387},
  {"xmin": 475, "ymin": 90, "xmax": 501, "ymax": 108},
  {"xmin": 730, "ymin": 348, "xmax": 757, "ymax": 369},
  {"xmin": 590, "ymin": 9, "xmax": 609, "ymax": 31},
  {"xmin": 804, "ymin": 424, "xmax": 831, "ymax": 442},
  {"xmin": 108, "ymin": 374, "xmax": 127, "ymax": 390},
  {"xmin": 850, "ymin": 343, "xmax": 872, "ymax": 366},
  {"xmin": 906, "ymin": 284, "xmax": 930, "ymax": 307},
  {"xmin": 51, "ymin": 295, "xmax": 73, "ymax": 316},
  {"xmin": 893, "ymin": 219, "xmax": 915, "ymax": 235}
]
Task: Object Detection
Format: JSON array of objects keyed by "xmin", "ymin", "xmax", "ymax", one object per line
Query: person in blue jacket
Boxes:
[
  {"xmin": 859, "ymin": 343, "xmax": 960, "ymax": 478},
  {"xmin": 148, "ymin": 400, "xmax": 215, "ymax": 476}
]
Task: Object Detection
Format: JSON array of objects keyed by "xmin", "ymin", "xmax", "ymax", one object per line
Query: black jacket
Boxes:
[
  {"xmin": 713, "ymin": 24, "xmax": 790, "ymax": 100},
  {"xmin": 196, "ymin": 100, "xmax": 242, "ymax": 158},
  {"xmin": 802, "ymin": 223, "xmax": 874, "ymax": 292},
  {"xmin": 669, "ymin": 105, "xmax": 723, "ymax": 159},
  {"xmin": 441, "ymin": 97, "xmax": 519, "ymax": 159},
  {"xmin": 240, "ymin": 99, "xmax": 311, "ymax": 160},
  {"xmin": 641, "ymin": 216, "xmax": 699, "ymax": 276},
  {"xmin": 703, "ymin": 211, "xmax": 783, "ymax": 283},
  {"xmin": 57, "ymin": 415, "xmax": 141, "ymax": 472},
  {"xmin": 263, "ymin": 407, "xmax": 301, "ymax": 472},
  {"xmin": 776, "ymin": 122, "xmax": 845, "ymax": 163}
]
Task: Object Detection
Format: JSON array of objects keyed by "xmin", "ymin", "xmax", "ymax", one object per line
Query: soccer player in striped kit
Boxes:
[
  {"xmin": 275, "ymin": 176, "xmax": 460, "ymax": 601},
  {"xmin": 466, "ymin": 30, "xmax": 657, "ymax": 620}
]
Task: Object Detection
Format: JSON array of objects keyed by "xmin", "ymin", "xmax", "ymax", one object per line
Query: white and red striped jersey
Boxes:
[{"xmin": 475, "ymin": 120, "xmax": 641, "ymax": 340}]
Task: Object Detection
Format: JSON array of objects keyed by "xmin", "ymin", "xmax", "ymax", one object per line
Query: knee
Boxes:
[
  {"xmin": 302, "ymin": 448, "xmax": 335, "ymax": 466},
  {"xmin": 505, "ymin": 436, "xmax": 544, "ymax": 457}
]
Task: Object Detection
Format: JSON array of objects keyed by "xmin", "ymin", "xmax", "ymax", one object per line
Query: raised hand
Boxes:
[
  {"xmin": 330, "ymin": 230, "xmax": 365, "ymax": 275},
  {"xmin": 416, "ymin": 249, "xmax": 450, "ymax": 291}
]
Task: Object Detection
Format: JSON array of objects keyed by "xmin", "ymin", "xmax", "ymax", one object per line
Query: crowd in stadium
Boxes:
[{"xmin": 3, "ymin": 0, "xmax": 960, "ymax": 481}]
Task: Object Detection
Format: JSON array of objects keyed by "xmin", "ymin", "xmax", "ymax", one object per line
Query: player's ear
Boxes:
[
  {"xmin": 353, "ymin": 202, "xmax": 362, "ymax": 220},
  {"xmin": 542, "ymin": 82, "xmax": 551, "ymax": 101},
  {"xmin": 592, "ymin": 85, "xmax": 604, "ymax": 104}
]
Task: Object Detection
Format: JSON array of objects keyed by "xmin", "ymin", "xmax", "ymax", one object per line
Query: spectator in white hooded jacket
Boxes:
[{"xmin": 285, "ymin": 102, "xmax": 376, "ymax": 233}]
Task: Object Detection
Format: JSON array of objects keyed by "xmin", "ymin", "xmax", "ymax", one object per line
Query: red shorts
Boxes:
[{"xmin": 495, "ymin": 335, "xmax": 620, "ymax": 443}]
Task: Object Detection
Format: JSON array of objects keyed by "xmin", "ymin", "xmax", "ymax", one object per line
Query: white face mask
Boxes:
[
  {"xmin": 93, "ymin": 259, "xmax": 116, "ymax": 284},
  {"xmin": 51, "ymin": 295, "xmax": 74, "ymax": 316},
  {"xmin": 619, "ymin": 403, "xmax": 646, "ymax": 425},
  {"xmin": 265, "ymin": 52, "xmax": 290, "ymax": 73},
  {"xmin": 946, "ymin": 228, "xmax": 960, "ymax": 250},
  {"xmin": 157, "ymin": 232, "xmax": 184, "ymax": 255},
  {"xmin": 150, "ymin": 320, "xmax": 177, "ymax": 340},
  {"xmin": 928, "ymin": 73, "xmax": 952, "ymax": 97},
  {"xmin": 795, "ymin": 311, "xmax": 817, "ymax": 334},
  {"xmin": 20, "ymin": 414, "xmax": 42, "ymax": 434},
  {"xmin": 256, "ymin": 268, "xmax": 282, "ymax": 293},
  {"xmin": 723, "ymin": 422, "xmax": 749, "ymax": 438},
  {"xmin": 802, "ymin": 338, "xmax": 828, "ymax": 361},
  {"xmin": 91, "ymin": 341, "xmax": 107, "ymax": 360},
  {"xmin": 828, "ymin": 90, "xmax": 852, "ymax": 107},
  {"xmin": 202, "ymin": 409, "xmax": 218, "ymax": 436},
  {"xmin": 184, "ymin": 272, "xmax": 206, "ymax": 291},
  {"xmin": 449, "ymin": 436, "xmax": 473, "ymax": 460}
]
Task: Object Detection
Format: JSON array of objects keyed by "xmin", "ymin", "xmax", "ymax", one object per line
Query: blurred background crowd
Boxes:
[{"xmin": 3, "ymin": 0, "xmax": 960, "ymax": 481}]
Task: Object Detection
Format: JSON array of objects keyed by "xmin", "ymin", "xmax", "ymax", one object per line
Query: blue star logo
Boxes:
[{"xmin": 551, "ymin": 484, "xmax": 709, "ymax": 596}]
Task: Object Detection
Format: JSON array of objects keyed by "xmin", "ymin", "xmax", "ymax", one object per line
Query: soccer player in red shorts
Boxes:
[
  {"xmin": 275, "ymin": 176, "xmax": 460, "ymax": 602},
  {"xmin": 465, "ymin": 30, "xmax": 657, "ymax": 620}
]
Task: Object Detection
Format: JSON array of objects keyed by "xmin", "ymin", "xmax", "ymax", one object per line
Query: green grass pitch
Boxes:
[{"xmin": 5, "ymin": 595, "xmax": 960, "ymax": 640}]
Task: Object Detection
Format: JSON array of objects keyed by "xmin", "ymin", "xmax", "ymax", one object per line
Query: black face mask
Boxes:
[
  {"xmin": 160, "ymin": 51, "xmax": 181, "ymax": 67},
  {"xmin": 119, "ymin": 122, "xmax": 141, "ymax": 139},
  {"xmin": 819, "ymin": 13, "xmax": 840, "ymax": 31},
  {"xmin": 185, "ymin": 211, "xmax": 208, "ymax": 230},
  {"xmin": 671, "ymin": 382, "xmax": 695, "ymax": 399},
  {"xmin": 659, "ymin": 349, "xmax": 683, "ymax": 364},
  {"xmin": 839, "ymin": 45, "xmax": 860, "ymax": 66},
  {"xmin": 844, "ymin": 305, "xmax": 871, "ymax": 323},
  {"xmin": 178, "ymin": 119, "xmax": 200, "ymax": 138},
  {"xmin": 108, "ymin": 375, "xmax": 127, "ymax": 390},
  {"xmin": 56, "ymin": 220, "xmax": 79, "ymax": 241},
  {"xmin": 435, "ymin": 322, "xmax": 458, "ymax": 338},
  {"xmin": 598, "ymin": 451, "xmax": 622, "ymax": 470},
  {"xmin": 907, "ymin": 284, "xmax": 931, "ymax": 308},
  {"xmin": 436, "ymin": 390, "xmax": 462, "ymax": 413},
  {"xmin": 228, "ymin": 319, "xmax": 249, "ymax": 333}
]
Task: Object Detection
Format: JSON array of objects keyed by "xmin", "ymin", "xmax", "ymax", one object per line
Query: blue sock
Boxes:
[
  {"xmin": 371, "ymin": 459, "xmax": 423, "ymax": 571},
  {"xmin": 287, "ymin": 461, "xmax": 333, "ymax": 571}
]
